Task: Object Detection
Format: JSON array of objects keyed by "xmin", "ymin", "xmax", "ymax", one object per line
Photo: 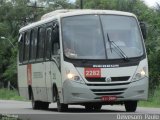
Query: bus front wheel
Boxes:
[
  {"xmin": 85, "ymin": 105, "xmax": 102, "ymax": 111},
  {"xmin": 124, "ymin": 101, "xmax": 137, "ymax": 112},
  {"xmin": 56, "ymin": 93, "xmax": 68, "ymax": 112},
  {"xmin": 93, "ymin": 105, "xmax": 102, "ymax": 111}
]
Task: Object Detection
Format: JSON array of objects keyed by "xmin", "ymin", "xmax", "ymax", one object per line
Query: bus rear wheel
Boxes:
[
  {"xmin": 31, "ymin": 92, "xmax": 49, "ymax": 110},
  {"xmin": 124, "ymin": 101, "xmax": 137, "ymax": 112},
  {"xmin": 56, "ymin": 93, "xmax": 68, "ymax": 112},
  {"xmin": 31, "ymin": 93, "xmax": 41, "ymax": 110}
]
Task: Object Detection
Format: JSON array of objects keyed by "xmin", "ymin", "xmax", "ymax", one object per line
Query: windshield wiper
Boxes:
[
  {"xmin": 107, "ymin": 33, "xmax": 113, "ymax": 53},
  {"xmin": 106, "ymin": 33, "xmax": 129, "ymax": 61}
]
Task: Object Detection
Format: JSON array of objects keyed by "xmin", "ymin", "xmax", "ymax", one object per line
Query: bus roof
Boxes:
[{"xmin": 19, "ymin": 9, "xmax": 136, "ymax": 33}]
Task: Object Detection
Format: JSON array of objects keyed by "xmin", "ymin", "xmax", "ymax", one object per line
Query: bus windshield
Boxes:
[{"xmin": 62, "ymin": 15, "xmax": 144, "ymax": 60}]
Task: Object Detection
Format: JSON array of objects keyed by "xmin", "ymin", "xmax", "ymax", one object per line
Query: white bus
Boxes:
[{"xmin": 18, "ymin": 10, "xmax": 148, "ymax": 112}]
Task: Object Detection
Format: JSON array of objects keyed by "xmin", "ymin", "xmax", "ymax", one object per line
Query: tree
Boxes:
[
  {"xmin": 0, "ymin": 0, "xmax": 44, "ymax": 88},
  {"xmin": 0, "ymin": 0, "xmax": 74, "ymax": 88}
]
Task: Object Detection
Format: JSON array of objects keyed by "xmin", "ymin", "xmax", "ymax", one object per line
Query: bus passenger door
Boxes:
[
  {"xmin": 51, "ymin": 22, "xmax": 63, "ymax": 102},
  {"xmin": 45, "ymin": 22, "xmax": 61, "ymax": 102}
]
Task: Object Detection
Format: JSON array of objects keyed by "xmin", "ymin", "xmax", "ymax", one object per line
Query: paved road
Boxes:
[{"xmin": 0, "ymin": 100, "xmax": 160, "ymax": 120}]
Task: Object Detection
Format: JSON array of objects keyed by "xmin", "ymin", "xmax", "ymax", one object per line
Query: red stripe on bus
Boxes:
[{"xmin": 27, "ymin": 64, "xmax": 32, "ymax": 85}]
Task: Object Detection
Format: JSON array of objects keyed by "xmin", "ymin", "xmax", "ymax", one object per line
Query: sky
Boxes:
[
  {"xmin": 69, "ymin": 0, "xmax": 160, "ymax": 7},
  {"xmin": 144, "ymin": 0, "xmax": 160, "ymax": 7}
]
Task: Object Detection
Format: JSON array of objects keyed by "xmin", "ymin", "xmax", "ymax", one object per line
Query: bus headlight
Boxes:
[
  {"xmin": 67, "ymin": 73, "xmax": 74, "ymax": 79},
  {"xmin": 67, "ymin": 73, "xmax": 80, "ymax": 80},
  {"xmin": 67, "ymin": 73, "xmax": 81, "ymax": 81},
  {"xmin": 65, "ymin": 67, "xmax": 84, "ymax": 83},
  {"xmin": 140, "ymin": 69, "xmax": 146, "ymax": 76},
  {"xmin": 133, "ymin": 67, "xmax": 147, "ymax": 81}
]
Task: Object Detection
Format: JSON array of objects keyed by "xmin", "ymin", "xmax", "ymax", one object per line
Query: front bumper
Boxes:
[{"xmin": 63, "ymin": 77, "xmax": 148, "ymax": 104}]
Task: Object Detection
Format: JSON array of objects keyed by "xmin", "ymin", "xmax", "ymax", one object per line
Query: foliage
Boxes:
[
  {"xmin": 139, "ymin": 86, "xmax": 160, "ymax": 107},
  {"xmin": 0, "ymin": 88, "xmax": 23, "ymax": 100},
  {"xmin": 0, "ymin": 0, "xmax": 72, "ymax": 87}
]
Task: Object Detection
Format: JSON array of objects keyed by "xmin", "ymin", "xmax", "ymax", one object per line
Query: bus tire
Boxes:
[
  {"xmin": 125, "ymin": 101, "xmax": 137, "ymax": 112},
  {"xmin": 56, "ymin": 93, "xmax": 68, "ymax": 112},
  {"xmin": 85, "ymin": 104, "xmax": 102, "ymax": 111},
  {"xmin": 41, "ymin": 102, "xmax": 49, "ymax": 110},
  {"xmin": 53, "ymin": 84, "xmax": 57, "ymax": 102},
  {"xmin": 93, "ymin": 105, "xmax": 102, "ymax": 111},
  {"xmin": 31, "ymin": 92, "xmax": 40, "ymax": 110},
  {"xmin": 85, "ymin": 105, "xmax": 93, "ymax": 111}
]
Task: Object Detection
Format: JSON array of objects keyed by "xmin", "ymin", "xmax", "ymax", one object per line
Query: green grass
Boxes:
[
  {"xmin": 0, "ymin": 114, "xmax": 21, "ymax": 120},
  {"xmin": 0, "ymin": 88, "xmax": 24, "ymax": 100},
  {"xmin": 139, "ymin": 86, "xmax": 160, "ymax": 108}
]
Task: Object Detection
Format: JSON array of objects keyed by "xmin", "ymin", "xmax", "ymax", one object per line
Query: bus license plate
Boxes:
[{"xmin": 101, "ymin": 96, "xmax": 117, "ymax": 101}]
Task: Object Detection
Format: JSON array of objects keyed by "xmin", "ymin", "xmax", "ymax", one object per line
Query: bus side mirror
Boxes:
[{"xmin": 140, "ymin": 22, "xmax": 147, "ymax": 40}]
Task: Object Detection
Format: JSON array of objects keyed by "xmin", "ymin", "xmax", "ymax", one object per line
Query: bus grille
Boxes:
[
  {"xmin": 90, "ymin": 88, "xmax": 127, "ymax": 96},
  {"xmin": 86, "ymin": 82, "xmax": 130, "ymax": 86},
  {"xmin": 86, "ymin": 77, "xmax": 106, "ymax": 82},
  {"xmin": 85, "ymin": 76, "xmax": 130, "ymax": 82},
  {"xmin": 111, "ymin": 76, "xmax": 130, "ymax": 82}
]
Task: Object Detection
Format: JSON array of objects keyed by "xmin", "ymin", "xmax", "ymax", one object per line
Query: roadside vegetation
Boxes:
[
  {"xmin": 0, "ymin": 89, "xmax": 23, "ymax": 100},
  {"xmin": 139, "ymin": 86, "xmax": 160, "ymax": 108},
  {"xmin": 0, "ymin": 114, "xmax": 21, "ymax": 120},
  {"xmin": 0, "ymin": 0, "xmax": 160, "ymax": 107}
]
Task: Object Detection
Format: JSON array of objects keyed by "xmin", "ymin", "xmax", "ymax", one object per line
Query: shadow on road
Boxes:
[{"xmin": 45, "ymin": 107, "xmax": 125, "ymax": 113}]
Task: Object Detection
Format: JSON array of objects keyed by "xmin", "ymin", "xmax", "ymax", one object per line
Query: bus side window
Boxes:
[
  {"xmin": 37, "ymin": 27, "xmax": 45, "ymax": 59},
  {"xmin": 18, "ymin": 34, "xmax": 23, "ymax": 63},
  {"xmin": 23, "ymin": 32, "xmax": 30, "ymax": 62},
  {"xmin": 30, "ymin": 29, "xmax": 37, "ymax": 61},
  {"xmin": 45, "ymin": 27, "xmax": 52, "ymax": 59},
  {"xmin": 52, "ymin": 22, "xmax": 60, "ymax": 55}
]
